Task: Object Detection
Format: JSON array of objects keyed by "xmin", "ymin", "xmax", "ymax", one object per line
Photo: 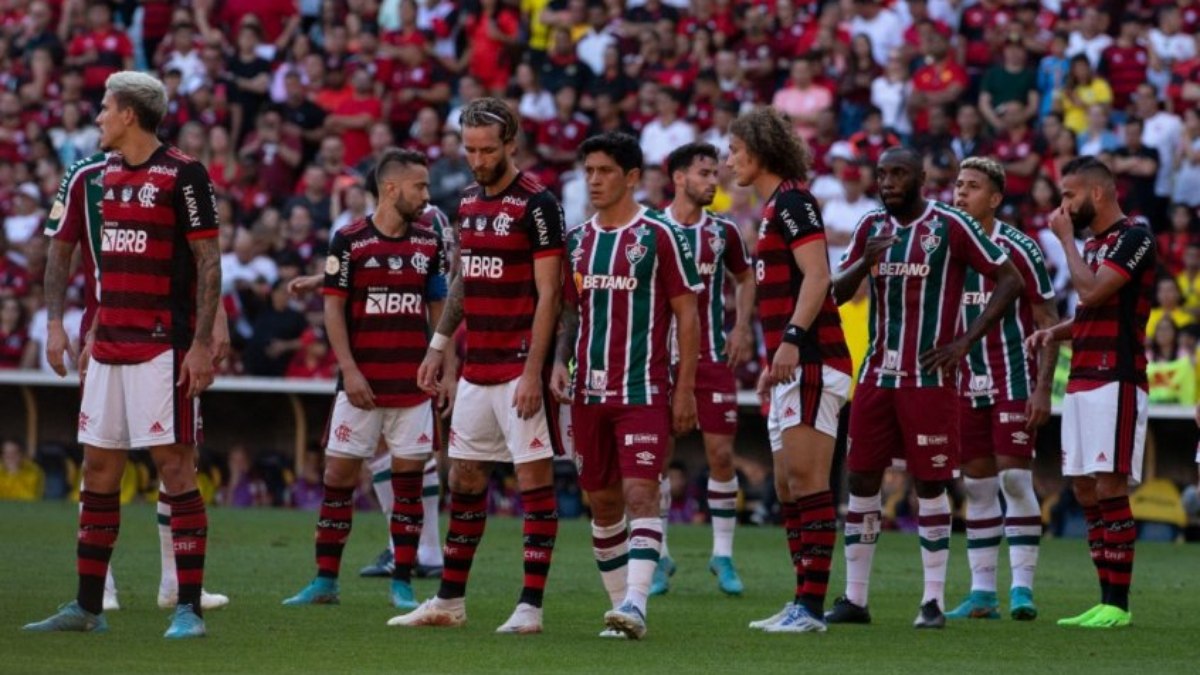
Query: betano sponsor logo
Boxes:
[
  {"xmin": 962, "ymin": 291, "xmax": 992, "ymax": 305},
  {"xmin": 581, "ymin": 274, "xmax": 638, "ymax": 290},
  {"xmin": 876, "ymin": 262, "xmax": 931, "ymax": 277}
]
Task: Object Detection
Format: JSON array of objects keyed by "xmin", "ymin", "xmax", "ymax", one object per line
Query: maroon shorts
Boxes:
[
  {"xmin": 694, "ymin": 360, "xmax": 738, "ymax": 436},
  {"xmin": 847, "ymin": 383, "xmax": 960, "ymax": 482},
  {"xmin": 959, "ymin": 398, "xmax": 1036, "ymax": 464},
  {"xmin": 570, "ymin": 403, "xmax": 671, "ymax": 491}
]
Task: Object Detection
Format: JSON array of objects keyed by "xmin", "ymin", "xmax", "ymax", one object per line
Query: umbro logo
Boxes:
[{"xmin": 363, "ymin": 257, "xmax": 381, "ymax": 268}]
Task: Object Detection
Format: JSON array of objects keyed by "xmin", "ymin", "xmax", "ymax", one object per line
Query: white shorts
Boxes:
[
  {"xmin": 324, "ymin": 393, "xmax": 434, "ymax": 460},
  {"xmin": 1061, "ymin": 382, "xmax": 1148, "ymax": 486},
  {"xmin": 767, "ymin": 364, "xmax": 851, "ymax": 451},
  {"xmin": 78, "ymin": 350, "xmax": 200, "ymax": 450},
  {"xmin": 448, "ymin": 378, "xmax": 555, "ymax": 465}
]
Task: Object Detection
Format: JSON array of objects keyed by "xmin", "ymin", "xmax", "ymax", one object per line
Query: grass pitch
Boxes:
[{"xmin": 1, "ymin": 501, "xmax": 1198, "ymax": 674}]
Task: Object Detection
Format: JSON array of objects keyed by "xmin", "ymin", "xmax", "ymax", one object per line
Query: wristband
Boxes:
[
  {"xmin": 781, "ymin": 324, "xmax": 807, "ymax": 348},
  {"xmin": 429, "ymin": 333, "xmax": 451, "ymax": 352}
]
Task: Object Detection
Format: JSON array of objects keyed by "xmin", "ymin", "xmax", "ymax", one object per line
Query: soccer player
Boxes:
[
  {"xmin": 652, "ymin": 141, "xmax": 754, "ymax": 597},
  {"xmin": 1027, "ymin": 157, "xmax": 1155, "ymax": 629},
  {"xmin": 827, "ymin": 147, "xmax": 1024, "ymax": 629},
  {"xmin": 727, "ymin": 108, "xmax": 852, "ymax": 633},
  {"xmin": 945, "ymin": 157, "xmax": 1059, "ymax": 621},
  {"xmin": 282, "ymin": 148, "xmax": 448, "ymax": 610},
  {"xmin": 393, "ymin": 98, "xmax": 565, "ymax": 634},
  {"xmin": 41, "ymin": 150, "xmax": 231, "ymax": 614},
  {"xmin": 552, "ymin": 131, "xmax": 703, "ymax": 640},
  {"xmin": 24, "ymin": 72, "xmax": 223, "ymax": 638}
]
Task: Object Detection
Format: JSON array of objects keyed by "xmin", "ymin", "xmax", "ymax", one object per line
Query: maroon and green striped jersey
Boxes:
[
  {"xmin": 1068, "ymin": 218, "xmax": 1155, "ymax": 394},
  {"xmin": 959, "ymin": 221, "xmax": 1055, "ymax": 407},
  {"xmin": 755, "ymin": 180, "xmax": 852, "ymax": 374},
  {"xmin": 840, "ymin": 201, "xmax": 1008, "ymax": 389},
  {"xmin": 564, "ymin": 208, "xmax": 704, "ymax": 405},
  {"xmin": 662, "ymin": 207, "xmax": 751, "ymax": 363}
]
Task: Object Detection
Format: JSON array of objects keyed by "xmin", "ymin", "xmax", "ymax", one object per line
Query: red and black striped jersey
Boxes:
[
  {"xmin": 1068, "ymin": 219, "xmax": 1156, "ymax": 393},
  {"xmin": 457, "ymin": 172, "xmax": 565, "ymax": 385},
  {"xmin": 755, "ymin": 180, "xmax": 851, "ymax": 375},
  {"xmin": 93, "ymin": 145, "xmax": 218, "ymax": 365},
  {"xmin": 323, "ymin": 217, "xmax": 448, "ymax": 407}
]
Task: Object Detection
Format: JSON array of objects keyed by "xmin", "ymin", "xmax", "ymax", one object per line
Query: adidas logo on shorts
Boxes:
[
  {"xmin": 418, "ymin": 433, "xmax": 432, "ymax": 444},
  {"xmin": 149, "ymin": 421, "xmax": 165, "ymax": 434},
  {"xmin": 530, "ymin": 438, "xmax": 546, "ymax": 450}
]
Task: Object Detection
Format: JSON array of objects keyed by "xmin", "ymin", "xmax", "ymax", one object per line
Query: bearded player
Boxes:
[
  {"xmin": 827, "ymin": 147, "xmax": 1024, "ymax": 629},
  {"xmin": 945, "ymin": 157, "xmax": 1059, "ymax": 621}
]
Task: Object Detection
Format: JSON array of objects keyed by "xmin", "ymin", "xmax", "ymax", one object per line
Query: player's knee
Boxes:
[
  {"xmin": 589, "ymin": 485, "xmax": 624, "ymax": 523},
  {"xmin": 847, "ymin": 471, "xmax": 882, "ymax": 497},
  {"xmin": 1071, "ymin": 479, "xmax": 1096, "ymax": 506},
  {"xmin": 775, "ymin": 476, "xmax": 791, "ymax": 503},
  {"xmin": 622, "ymin": 480, "xmax": 659, "ymax": 519},
  {"xmin": 448, "ymin": 460, "xmax": 488, "ymax": 494},
  {"xmin": 1094, "ymin": 474, "xmax": 1128, "ymax": 501},
  {"xmin": 999, "ymin": 468, "xmax": 1031, "ymax": 499},
  {"xmin": 913, "ymin": 479, "xmax": 946, "ymax": 500},
  {"xmin": 157, "ymin": 460, "xmax": 196, "ymax": 494}
]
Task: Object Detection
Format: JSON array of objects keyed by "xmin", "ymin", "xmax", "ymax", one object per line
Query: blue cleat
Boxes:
[
  {"xmin": 22, "ymin": 601, "xmax": 107, "ymax": 633},
  {"xmin": 945, "ymin": 590, "xmax": 1000, "ymax": 619},
  {"xmin": 649, "ymin": 556, "xmax": 675, "ymax": 596},
  {"xmin": 1010, "ymin": 587, "xmax": 1038, "ymax": 621},
  {"xmin": 360, "ymin": 548, "xmax": 394, "ymax": 578},
  {"xmin": 708, "ymin": 556, "xmax": 745, "ymax": 595},
  {"xmin": 282, "ymin": 577, "xmax": 340, "ymax": 606},
  {"xmin": 763, "ymin": 603, "xmax": 828, "ymax": 633},
  {"xmin": 163, "ymin": 604, "xmax": 206, "ymax": 639},
  {"xmin": 390, "ymin": 580, "xmax": 418, "ymax": 610},
  {"xmin": 603, "ymin": 602, "xmax": 647, "ymax": 640}
]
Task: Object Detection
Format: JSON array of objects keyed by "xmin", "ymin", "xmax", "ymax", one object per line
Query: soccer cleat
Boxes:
[
  {"xmin": 1079, "ymin": 605, "xmax": 1132, "ymax": 629},
  {"xmin": 414, "ymin": 563, "xmax": 443, "ymax": 579},
  {"xmin": 1056, "ymin": 604, "xmax": 1107, "ymax": 627},
  {"xmin": 163, "ymin": 604, "xmax": 206, "ymax": 639},
  {"xmin": 386, "ymin": 598, "xmax": 466, "ymax": 627},
  {"xmin": 158, "ymin": 589, "xmax": 230, "ymax": 611},
  {"xmin": 360, "ymin": 548, "xmax": 394, "ymax": 578},
  {"xmin": 282, "ymin": 578, "xmax": 340, "ymax": 606},
  {"xmin": 603, "ymin": 602, "xmax": 647, "ymax": 640},
  {"xmin": 945, "ymin": 590, "xmax": 1000, "ymax": 619},
  {"xmin": 1009, "ymin": 587, "xmax": 1038, "ymax": 621},
  {"xmin": 824, "ymin": 596, "xmax": 872, "ymax": 624},
  {"xmin": 913, "ymin": 600, "xmax": 946, "ymax": 629},
  {"xmin": 763, "ymin": 603, "xmax": 828, "ymax": 633},
  {"xmin": 495, "ymin": 603, "xmax": 543, "ymax": 634},
  {"xmin": 103, "ymin": 591, "xmax": 120, "ymax": 612},
  {"xmin": 708, "ymin": 556, "xmax": 745, "ymax": 595},
  {"xmin": 22, "ymin": 601, "xmax": 108, "ymax": 633},
  {"xmin": 598, "ymin": 627, "xmax": 628, "ymax": 639},
  {"xmin": 749, "ymin": 602, "xmax": 795, "ymax": 630},
  {"xmin": 390, "ymin": 580, "xmax": 418, "ymax": 610},
  {"xmin": 650, "ymin": 555, "xmax": 675, "ymax": 596}
]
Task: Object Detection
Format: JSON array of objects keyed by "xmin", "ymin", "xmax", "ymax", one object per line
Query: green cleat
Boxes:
[
  {"xmin": 1009, "ymin": 587, "xmax": 1038, "ymax": 621},
  {"xmin": 163, "ymin": 604, "xmax": 206, "ymax": 639},
  {"xmin": 945, "ymin": 590, "xmax": 1000, "ymax": 619},
  {"xmin": 282, "ymin": 578, "xmax": 340, "ymax": 606},
  {"xmin": 1057, "ymin": 603, "xmax": 1106, "ymax": 627},
  {"xmin": 22, "ymin": 601, "xmax": 108, "ymax": 633},
  {"xmin": 1080, "ymin": 605, "xmax": 1132, "ymax": 629},
  {"xmin": 708, "ymin": 556, "xmax": 744, "ymax": 595},
  {"xmin": 649, "ymin": 556, "xmax": 675, "ymax": 596},
  {"xmin": 390, "ymin": 580, "xmax": 418, "ymax": 610}
]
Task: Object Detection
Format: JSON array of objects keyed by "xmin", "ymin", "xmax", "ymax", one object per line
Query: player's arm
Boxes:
[
  {"xmin": 832, "ymin": 214, "xmax": 896, "ymax": 304},
  {"xmin": 515, "ymin": 194, "xmax": 567, "ymax": 418},
  {"xmin": 725, "ymin": 267, "xmax": 755, "ymax": 368},
  {"xmin": 322, "ymin": 235, "xmax": 374, "ymax": 410},
  {"xmin": 1050, "ymin": 206, "xmax": 1153, "ymax": 307},
  {"xmin": 288, "ymin": 273, "xmax": 324, "ymax": 297},
  {"xmin": 43, "ymin": 163, "xmax": 87, "ymax": 377},
  {"xmin": 425, "ymin": 243, "xmax": 455, "ymax": 415},
  {"xmin": 768, "ymin": 192, "xmax": 832, "ymax": 384},
  {"xmin": 670, "ymin": 290, "xmax": 700, "ymax": 434},
  {"xmin": 178, "ymin": 163, "xmax": 222, "ymax": 398},
  {"xmin": 1026, "ymin": 299, "xmax": 1061, "ymax": 430}
]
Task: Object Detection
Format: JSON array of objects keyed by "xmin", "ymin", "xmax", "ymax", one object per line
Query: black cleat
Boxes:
[
  {"xmin": 824, "ymin": 596, "xmax": 872, "ymax": 624},
  {"xmin": 914, "ymin": 600, "xmax": 946, "ymax": 629},
  {"xmin": 414, "ymin": 564, "xmax": 444, "ymax": 579},
  {"xmin": 359, "ymin": 548, "xmax": 394, "ymax": 578}
]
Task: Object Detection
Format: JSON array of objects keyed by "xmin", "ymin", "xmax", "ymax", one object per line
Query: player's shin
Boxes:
[
  {"xmin": 1000, "ymin": 468, "xmax": 1041, "ymax": 591},
  {"xmin": 708, "ymin": 475, "xmax": 738, "ymax": 557},
  {"xmin": 418, "ymin": 457, "xmax": 443, "ymax": 567},
  {"xmin": 437, "ymin": 490, "xmax": 488, "ymax": 601},
  {"xmin": 167, "ymin": 490, "xmax": 208, "ymax": 615},
  {"xmin": 519, "ymin": 485, "xmax": 558, "ymax": 608},
  {"xmin": 1099, "ymin": 495, "xmax": 1135, "ymax": 612},
  {"xmin": 798, "ymin": 490, "xmax": 837, "ymax": 615},
  {"xmin": 625, "ymin": 517, "xmax": 664, "ymax": 615},
  {"xmin": 843, "ymin": 492, "xmax": 882, "ymax": 607},
  {"xmin": 917, "ymin": 491, "xmax": 952, "ymax": 610},
  {"xmin": 157, "ymin": 488, "xmax": 175, "ymax": 596},
  {"xmin": 316, "ymin": 484, "xmax": 357, "ymax": 579},
  {"xmin": 592, "ymin": 517, "xmax": 629, "ymax": 609},
  {"xmin": 1083, "ymin": 504, "xmax": 1110, "ymax": 604},
  {"xmin": 390, "ymin": 471, "xmax": 425, "ymax": 583},
  {"xmin": 963, "ymin": 476, "xmax": 1002, "ymax": 594},
  {"xmin": 77, "ymin": 490, "xmax": 122, "ymax": 615}
]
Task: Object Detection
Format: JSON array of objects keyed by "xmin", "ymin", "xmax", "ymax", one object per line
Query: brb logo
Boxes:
[
  {"xmin": 462, "ymin": 255, "xmax": 504, "ymax": 279},
  {"xmin": 366, "ymin": 292, "xmax": 423, "ymax": 315},
  {"xmin": 101, "ymin": 228, "xmax": 148, "ymax": 253}
]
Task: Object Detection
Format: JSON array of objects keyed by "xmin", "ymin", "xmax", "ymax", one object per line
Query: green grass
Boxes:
[{"xmin": 1, "ymin": 502, "xmax": 1198, "ymax": 675}]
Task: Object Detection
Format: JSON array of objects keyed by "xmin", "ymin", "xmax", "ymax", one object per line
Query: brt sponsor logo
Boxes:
[
  {"xmin": 101, "ymin": 228, "xmax": 148, "ymax": 253},
  {"xmin": 876, "ymin": 262, "xmax": 931, "ymax": 277},
  {"xmin": 366, "ymin": 292, "xmax": 423, "ymax": 315},
  {"xmin": 581, "ymin": 274, "xmax": 638, "ymax": 290},
  {"xmin": 462, "ymin": 255, "xmax": 504, "ymax": 279}
]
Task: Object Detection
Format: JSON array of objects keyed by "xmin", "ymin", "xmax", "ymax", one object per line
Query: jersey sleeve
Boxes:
[
  {"xmin": 949, "ymin": 211, "xmax": 1008, "ymax": 277},
  {"xmin": 1008, "ymin": 233, "xmax": 1056, "ymax": 303},
  {"xmin": 426, "ymin": 235, "xmax": 449, "ymax": 302},
  {"xmin": 721, "ymin": 219, "xmax": 751, "ymax": 275},
  {"xmin": 562, "ymin": 227, "xmax": 582, "ymax": 306},
  {"xmin": 174, "ymin": 161, "xmax": 220, "ymax": 240},
  {"xmin": 838, "ymin": 212, "xmax": 876, "ymax": 271},
  {"xmin": 658, "ymin": 223, "xmax": 705, "ymax": 299},
  {"xmin": 43, "ymin": 163, "xmax": 88, "ymax": 243},
  {"xmin": 526, "ymin": 190, "xmax": 565, "ymax": 258},
  {"xmin": 1103, "ymin": 225, "xmax": 1155, "ymax": 279},
  {"xmin": 322, "ymin": 231, "xmax": 352, "ymax": 297},
  {"xmin": 773, "ymin": 189, "xmax": 825, "ymax": 249}
]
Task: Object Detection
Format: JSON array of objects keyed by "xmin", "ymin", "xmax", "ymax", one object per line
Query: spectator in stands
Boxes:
[
  {"xmin": 205, "ymin": 125, "xmax": 239, "ymax": 194},
  {"xmin": 65, "ymin": 0, "xmax": 134, "ymax": 100},
  {"xmin": 851, "ymin": 0, "xmax": 903, "ymax": 67},
  {"xmin": 1042, "ymin": 127, "xmax": 1080, "ymax": 186},
  {"xmin": 277, "ymin": 71, "xmax": 328, "ymax": 161},
  {"xmin": 1146, "ymin": 318, "xmax": 1196, "ymax": 405},
  {"xmin": 463, "ymin": 0, "xmax": 520, "ymax": 95},
  {"xmin": 11, "ymin": 1, "xmax": 61, "ymax": 64},
  {"xmin": 1159, "ymin": 205, "xmax": 1197, "ymax": 279},
  {"xmin": 1037, "ymin": 32, "xmax": 1072, "ymax": 120},
  {"xmin": 1177, "ymin": 242, "xmax": 1200, "ymax": 316},
  {"xmin": 239, "ymin": 108, "xmax": 303, "ymax": 198},
  {"xmin": 515, "ymin": 62, "xmax": 556, "ymax": 125},
  {"xmin": 908, "ymin": 27, "xmax": 966, "ymax": 135},
  {"xmin": 771, "ymin": 57, "xmax": 831, "ymax": 142},
  {"xmin": 3, "ymin": 184, "xmax": 45, "ymax": 253},
  {"xmin": 1113, "ymin": 117, "xmax": 1162, "ymax": 220},
  {"xmin": 285, "ymin": 326, "xmax": 335, "ymax": 380},
  {"xmin": 871, "ymin": 50, "xmax": 912, "ymax": 137},
  {"xmin": 640, "ymin": 87, "xmax": 695, "ymax": 168},
  {"xmin": 0, "ymin": 297, "xmax": 28, "ymax": 369},
  {"xmin": 1100, "ymin": 16, "xmax": 1149, "ymax": 117},
  {"xmin": 287, "ymin": 166, "xmax": 334, "ymax": 233},
  {"xmin": 218, "ymin": 445, "xmax": 271, "ymax": 508},
  {"xmin": 226, "ymin": 22, "xmax": 274, "ymax": 144},
  {"xmin": 327, "ymin": 69, "xmax": 382, "ymax": 168},
  {"xmin": 1078, "ymin": 105, "xmax": 1123, "ymax": 156},
  {"xmin": 242, "ymin": 279, "xmax": 307, "ymax": 377},
  {"xmin": 289, "ymin": 449, "xmax": 325, "ymax": 510},
  {"xmin": 1150, "ymin": 6, "xmax": 1197, "ymax": 69},
  {"xmin": 1149, "ymin": 278, "xmax": 1196, "ymax": 340},
  {"xmin": 537, "ymin": 86, "xmax": 590, "ymax": 173},
  {"xmin": 1133, "ymin": 82, "xmax": 1184, "ymax": 227},
  {"xmin": 281, "ymin": 204, "xmax": 323, "ymax": 266},
  {"xmin": 821, "ymin": 164, "xmax": 878, "ymax": 269},
  {"xmin": 1060, "ymin": 55, "xmax": 1112, "ymax": 135},
  {"xmin": 0, "ymin": 439, "xmax": 42, "ymax": 501},
  {"xmin": 1067, "ymin": 6, "xmax": 1112, "ymax": 69},
  {"xmin": 222, "ymin": 226, "xmax": 280, "ymax": 297},
  {"xmin": 428, "ymin": 131, "xmax": 472, "ymax": 221},
  {"xmin": 951, "ymin": 103, "xmax": 992, "ymax": 162},
  {"xmin": 981, "ymin": 35, "xmax": 1040, "ymax": 133},
  {"xmin": 1174, "ymin": 108, "xmax": 1200, "ymax": 208}
]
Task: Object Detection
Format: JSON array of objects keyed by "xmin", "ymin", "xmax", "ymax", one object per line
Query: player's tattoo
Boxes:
[
  {"xmin": 556, "ymin": 303, "xmax": 579, "ymax": 366},
  {"xmin": 190, "ymin": 236, "xmax": 222, "ymax": 346},
  {"xmin": 434, "ymin": 272, "xmax": 464, "ymax": 337},
  {"xmin": 43, "ymin": 238, "xmax": 74, "ymax": 322}
]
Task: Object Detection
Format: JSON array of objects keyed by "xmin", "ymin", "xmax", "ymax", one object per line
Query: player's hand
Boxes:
[
  {"xmin": 513, "ymin": 370, "xmax": 543, "ymax": 420},
  {"xmin": 437, "ymin": 371, "xmax": 457, "ymax": 419},
  {"xmin": 724, "ymin": 323, "xmax": 754, "ymax": 369},
  {"xmin": 1048, "ymin": 205, "xmax": 1074, "ymax": 242},
  {"xmin": 768, "ymin": 343, "xmax": 798, "ymax": 386},
  {"xmin": 178, "ymin": 343, "xmax": 216, "ymax": 398},
  {"xmin": 864, "ymin": 235, "xmax": 899, "ymax": 264},
  {"xmin": 343, "ymin": 367, "xmax": 376, "ymax": 410},
  {"xmin": 46, "ymin": 319, "xmax": 77, "ymax": 378},
  {"xmin": 918, "ymin": 338, "xmax": 968, "ymax": 375},
  {"xmin": 1026, "ymin": 387, "xmax": 1052, "ymax": 431},
  {"xmin": 417, "ymin": 347, "xmax": 443, "ymax": 394},
  {"xmin": 212, "ymin": 313, "xmax": 231, "ymax": 366},
  {"xmin": 1025, "ymin": 329, "xmax": 1055, "ymax": 352},
  {"xmin": 288, "ymin": 274, "xmax": 322, "ymax": 297},
  {"xmin": 672, "ymin": 387, "xmax": 697, "ymax": 436},
  {"xmin": 755, "ymin": 368, "xmax": 771, "ymax": 409},
  {"xmin": 550, "ymin": 362, "xmax": 571, "ymax": 403}
]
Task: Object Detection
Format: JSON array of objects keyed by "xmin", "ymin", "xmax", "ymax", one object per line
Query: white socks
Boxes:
[
  {"xmin": 918, "ymin": 492, "xmax": 952, "ymax": 609},
  {"xmin": 1000, "ymin": 469, "xmax": 1041, "ymax": 591},
  {"xmin": 658, "ymin": 476, "xmax": 671, "ymax": 559},
  {"xmin": 157, "ymin": 488, "xmax": 175, "ymax": 594},
  {"xmin": 963, "ymin": 476, "xmax": 1002, "ymax": 594},
  {"xmin": 708, "ymin": 477, "xmax": 738, "ymax": 557},
  {"xmin": 591, "ymin": 518, "xmax": 629, "ymax": 609},
  {"xmin": 843, "ymin": 493, "xmax": 882, "ymax": 607},
  {"xmin": 625, "ymin": 518, "xmax": 664, "ymax": 615}
]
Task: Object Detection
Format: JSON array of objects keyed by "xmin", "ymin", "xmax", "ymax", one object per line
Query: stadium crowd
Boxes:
[{"xmin": 0, "ymin": 0, "xmax": 1199, "ymax": 520}]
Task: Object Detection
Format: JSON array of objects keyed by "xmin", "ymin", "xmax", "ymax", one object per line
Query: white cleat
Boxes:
[
  {"xmin": 158, "ymin": 589, "xmax": 230, "ymax": 611},
  {"xmin": 749, "ymin": 602, "xmax": 794, "ymax": 630},
  {"xmin": 495, "ymin": 602, "xmax": 543, "ymax": 634},
  {"xmin": 603, "ymin": 602, "xmax": 647, "ymax": 640},
  {"xmin": 387, "ymin": 598, "xmax": 466, "ymax": 627},
  {"xmin": 598, "ymin": 627, "xmax": 628, "ymax": 639},
  {"xmin": 763, "ymin": 603, "xmax": 828, "ymax": 633},
  {"xmin": 102, "ymin": 591, "xmax": 120, "ymax": 612}
]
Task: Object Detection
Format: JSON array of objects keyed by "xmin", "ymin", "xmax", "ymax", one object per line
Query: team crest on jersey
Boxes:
[
  {"xmin": 493, "ymin": 211, "xmax": 513, "ymax": 236},
  {"xmin": 969, "ymin": 374, "xmax": 993, "ymax": 392},
  {"xmin": 474, "ymin": 216, "xmax": 487, "ymax": 232},
  {"xmin": 708, "ymin": 235, "xmax": 725, "ymax": 256},
  {"xmin": 138, "ymin": 183, "xmax": 158, "ymax": 208},
  {"xmin": 121, "ymin": 186, "xmax": 133, "ymax": 203},
  {"xmin": 411, "ymin": 251, "xmax": 430, "ymax": 275},
  {"xmin": 104, "ymin": 188, "xmax": 115, "ymax": 200},
  {"xmin": 388, "ymin": 256, "xmax": 404, "ymax": 271},
  {"xmin": 920, "ymin": 232, "xmax": 941, "ymax": 254},
  {"xmin": 626, "ymin": 242, "xmax": 647, "ymax": 265}
]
